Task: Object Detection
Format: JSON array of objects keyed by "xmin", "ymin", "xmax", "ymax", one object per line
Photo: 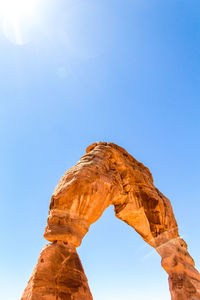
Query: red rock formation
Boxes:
[
  {"xmin": 22, "ymin": 142, "xmax": 200, "ymax": 300},
  {"xmin": 21, "ymin": 242, "xmax": 92, "ymax": 300}
]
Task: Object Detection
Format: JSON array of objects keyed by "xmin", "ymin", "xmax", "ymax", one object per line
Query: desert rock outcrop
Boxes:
[
  {"xmin": 22, "ymin": 241, "xmax": 92, "ymax": 300},
  {"xmin": 22, "ymin": 142, "xmax": 200, "ymax": 300}
]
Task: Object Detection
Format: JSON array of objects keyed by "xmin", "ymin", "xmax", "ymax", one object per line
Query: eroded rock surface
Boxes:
[
  {"xmin": 22, "ymin": 142, "xmax": 200, "ymax": 300},
  {"xmin": 21, "ymin": 242, "xmax": 92, "ymax": 300}
]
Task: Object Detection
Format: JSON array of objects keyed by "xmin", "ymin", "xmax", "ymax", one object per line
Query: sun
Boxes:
[
  {"xmin": 0, "ymin": 0, "xmax": 40, "ymax": 20},
  {"xmin": 0, "ymin": 0, "xmax": 41, "ymax": 45}
]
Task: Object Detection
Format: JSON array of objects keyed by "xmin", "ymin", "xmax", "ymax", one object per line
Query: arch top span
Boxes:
[
  {"xmin": 44, "ymin": 142, "xmax": 178, "ymax": 249},
  {"xmin": 41, "ymin": 142, "xmax": 200, "ymax": 300}
]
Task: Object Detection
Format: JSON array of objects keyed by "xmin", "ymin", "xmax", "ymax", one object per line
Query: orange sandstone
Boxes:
[{"xmin": 22, "ymin": 142, "xmax": 200, "ymax": 300}]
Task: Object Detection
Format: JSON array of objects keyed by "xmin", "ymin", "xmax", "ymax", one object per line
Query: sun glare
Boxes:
[
  {"xmin": 0, "ymin": 0, "xmax": 40, "ymax": 19},
  {"xmin": 0, "ymin": 0, "xmax": 41, "ymax": 45}
]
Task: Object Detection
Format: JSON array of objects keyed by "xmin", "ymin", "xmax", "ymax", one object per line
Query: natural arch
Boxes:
[{"xmin": 22, "ymin": 142, "xmax": 200, "ymax": 300}]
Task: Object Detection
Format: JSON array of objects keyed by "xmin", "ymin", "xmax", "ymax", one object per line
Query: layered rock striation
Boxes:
[{"xmin": 22, "ymin": 142, "xmax": 200, "ymax": 300}]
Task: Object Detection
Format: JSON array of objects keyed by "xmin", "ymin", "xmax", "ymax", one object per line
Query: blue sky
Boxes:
[{"xmin": 0, "ymin": 0, "xmax": 200, "ymax": 299}]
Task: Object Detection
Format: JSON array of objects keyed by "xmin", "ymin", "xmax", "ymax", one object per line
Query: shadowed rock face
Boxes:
[{"xmin": 22, "ymin": 142, "xmax": 200, "ymax": 300}]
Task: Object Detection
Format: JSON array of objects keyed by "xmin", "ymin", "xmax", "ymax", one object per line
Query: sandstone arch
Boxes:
[{"xmin": 22, "ymin": 142, "xmax": 200, "ymax": 300}]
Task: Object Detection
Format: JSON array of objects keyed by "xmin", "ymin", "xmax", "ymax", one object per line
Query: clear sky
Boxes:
[{"xmin": 0, "ymin": 0, "xmax": 200, "ymax": 299}]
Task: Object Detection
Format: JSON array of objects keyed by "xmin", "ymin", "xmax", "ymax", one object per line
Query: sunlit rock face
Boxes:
[
  {"xmin": 22, "ymin": 142, "xmax": 200, "ymax": 300},
  {"xmin": 21, "ymin": 242, "xmax": 92, "ymax": 300}
]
